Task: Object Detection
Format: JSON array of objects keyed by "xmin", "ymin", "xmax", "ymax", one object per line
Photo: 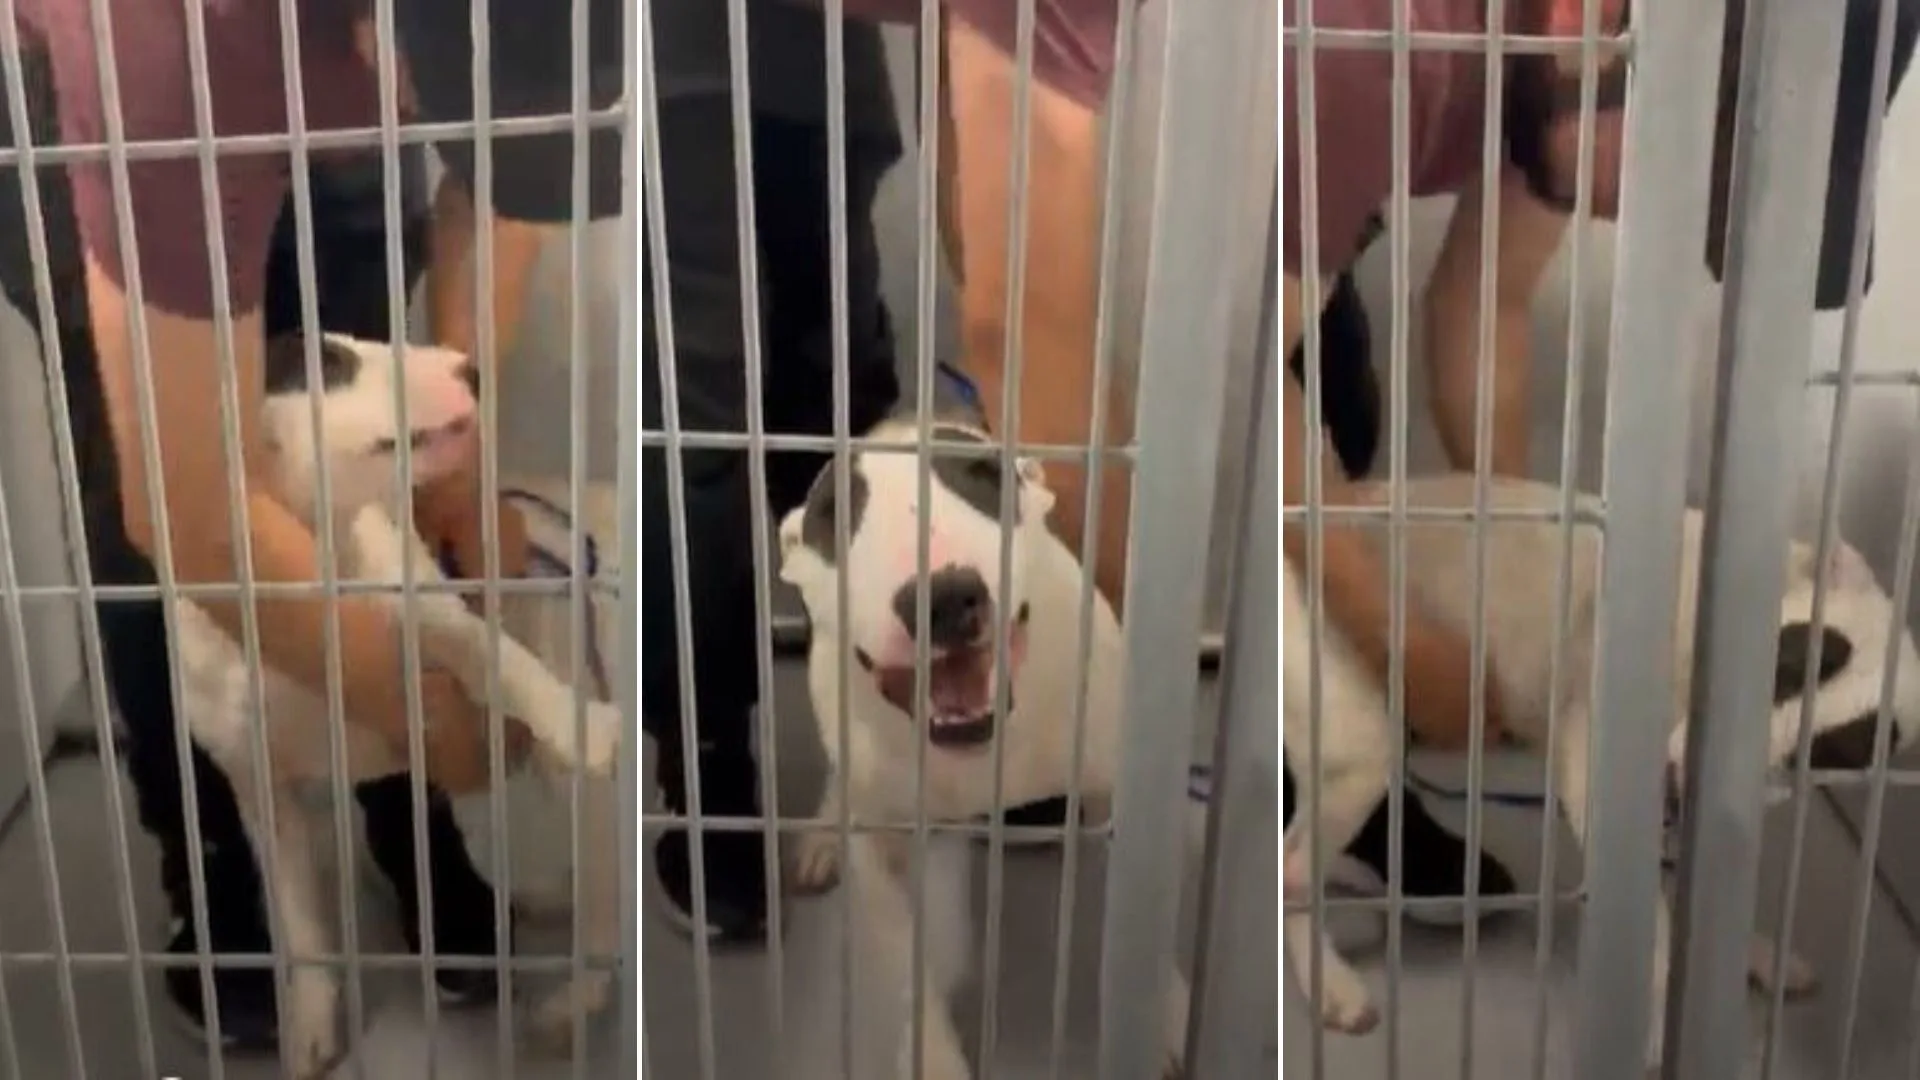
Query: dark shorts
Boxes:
[{"xmin": 395, "ymin": 0, "xmax": 624, "ymax": 225}]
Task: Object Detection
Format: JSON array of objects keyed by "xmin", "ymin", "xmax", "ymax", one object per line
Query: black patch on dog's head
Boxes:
[
  {"xmin": 929, "ymin": 424, "xmax": 1022, "ymax": 525},
  {"xmin": 264, "ymin": 334, "xmax": 360, "ymax": 395},
  {"xmin": 800, "ymin": 462, "xmax": 868, "ymax": 565},
  {"xmin": 1774, "ymin": 622, "xmax": 1854, "ymax": 704}
]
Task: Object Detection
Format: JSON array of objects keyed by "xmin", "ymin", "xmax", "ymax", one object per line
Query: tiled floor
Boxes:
[
  {"xmin": 1283, "ymin": 753, "xmax": 1920, "ymax": 1079},
  {"xmin": 0, "ymin": 662, "xmax": 1223, "ymax": 1078},
  {"xmin": 5, "ymin": 659, "xmax": 1917, "ymax": 1078}
]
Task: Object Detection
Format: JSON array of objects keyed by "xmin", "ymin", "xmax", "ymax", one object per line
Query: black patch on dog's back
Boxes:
[
  {"xmin": 264, "ymin": 334, "xmax": 360, "ymax": 395},
  {"xmin": 800, "ymin": 463, "xmax": 868, "ymax": 565},
  {"xmin": 928, "ymin": 423, "xmax": 1023, "ymax": 525},
  {"xmin": 1774, "ymin": 622, "xmax": 1854, "ymax": 704}
]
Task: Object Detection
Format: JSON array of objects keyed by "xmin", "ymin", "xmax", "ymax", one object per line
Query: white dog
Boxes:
[
  {"xmin": 174, "ymin": 333, "xmax": 621, "ymax": 1075},
  {"xmin": 1284, "ymin": 473, "xmax": 1920, "ymax": 1068},
  {"xmin": 777, "ymin": 415, "xmax": 1191, "ymax": 1079}
]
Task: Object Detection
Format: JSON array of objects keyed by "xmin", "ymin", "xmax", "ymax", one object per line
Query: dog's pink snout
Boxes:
[{"xmin": 893, "ymin": 566, "xmax": 991, "ymax": 649}]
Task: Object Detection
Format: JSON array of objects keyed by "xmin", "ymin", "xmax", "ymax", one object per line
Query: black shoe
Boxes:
[
  {"xmin": 393, "ymin": 867, "xmax": 516, "ymax": 1007},
  {"xmin": 653, "ymin": 748, "xmax": 768, "ymax": 945},
  {"xmin": 1338, "ymin": 791, "xmax": 1519, "ymax": 927},
  {"xmin": 162, "ymin": 910, "xmax": 282, "ymax": 1052}
]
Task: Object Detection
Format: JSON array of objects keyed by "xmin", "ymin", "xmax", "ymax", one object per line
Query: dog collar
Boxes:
[{"xmin": 936, "ymin": 362, "xmax": 987, "ymax": 422}]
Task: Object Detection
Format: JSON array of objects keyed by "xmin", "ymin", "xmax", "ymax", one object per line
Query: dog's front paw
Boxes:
[
  {"xmin": 544, "ymin": 701, "xmax": 622, "ymax": 774},
  {"xmin": 523, "ymin": 974, "xmax": 614, "ymax": 1058},
  {"xmin": 1749, "ymin": 937, "xmax": 1820, "ymax": 999},
  {"xmin": 284, "ymin": 967, "xmax": 343, "ymax": 1079},
  {"xmin": 1317, "ymin": 965, "xmax": 1379, "ymax": 1035},
  {"xmin": 579, "ymin": 702, "xmax": 622, "ymax": 773},
  {"xmin": 787, "ymin": 830, "xmax": 843, "ymax": 894}
]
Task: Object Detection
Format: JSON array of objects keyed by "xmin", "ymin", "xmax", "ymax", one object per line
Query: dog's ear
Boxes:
[
  {"xmin": 776, "ymin": 505, "xmax": 806, "ymax": 581},
  {"xmin": 1016, "ymin": 455, "xmax": 1054, "ymax": 518}
]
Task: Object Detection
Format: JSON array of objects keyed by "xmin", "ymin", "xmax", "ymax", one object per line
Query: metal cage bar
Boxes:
[
  {"xmin": 1759, "ymin": 1, "xmax": 1902, "ymax": 1077},
  {"xmin": 904, "ymin": 1, "xmax": 941, "ymax": 1075},
  {"xmin": 1530, "ymin": 1, "xmax": 1608, "ymax": 1073},
  {"xmin": 1187, "ymin": 205, "xmax": 1281, "ymax": 1079},
  {"xmin": 263, "ymin": 0, "xmax": 372, "ymax": 1072},
  {"xmin": 1045, "ymin": 0, "xmax": 1145, "ymax": 1071},
  {"xmin": 617, "ymin": 0, "xmax": 643, "ymax": 1068},
  {"xmin": 635, "ymin": 1, "xmax": 722, "ymax": 1073},
  {"xmin": 716, "ymin": 0, "xmax": 787, "ymax": 1059},
  {"xmin": 563, "ymin": 0, "xmax": 600, "ymax": 1071},
  {"xmin": 977, "ymin": 0, "xmax": 1040, "ymax": 1073},
  {"xmin": 362, "ymin": 0, "xmax": 446, "ymax": 1069},
  {"xmin": 1289, "ymin": 0, "xmax": 1333, "ymax": 1070},
  {"xmin": 1571, "ymin": 2, "xmax": 1729, "ymax": 1078},
  {"xmin": 1663, "ymin": 3, "xmax": 1849, "ymax": 1076},
  {"xmin": 74, "ymin": 0, "xmax": 232, "ymax": 1064},
  {"xmin": 464, "ymin": 0, "xmax": 519, "ymax": 1065},
  {"xmin": 1094, "ymin": 0, "xmax": 1267, "ymax": 1074}
]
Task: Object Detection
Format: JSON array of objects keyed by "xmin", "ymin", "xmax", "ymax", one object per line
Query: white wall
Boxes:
[{"xmin": 0, "ymin": 303, "xmax": 88, "ymax": 817}]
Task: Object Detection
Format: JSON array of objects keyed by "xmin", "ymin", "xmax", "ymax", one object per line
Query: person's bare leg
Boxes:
[
  {"xmin": 1422, "ymin": 165, "xmax": 1568, "ymax": 477},
  {"xmin": 943, "ymin": 16, "xmax": 1128, "ymax": 612},
  {"xmin": 415, "ymin": 175, "xmax": 546, "ymax": 583}
]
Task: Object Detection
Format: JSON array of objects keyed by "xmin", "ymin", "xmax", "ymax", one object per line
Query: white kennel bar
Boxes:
[
  {"xmin": 1188, "ymin": 204, "xmax": 1282, "ymax": 1077},
  {"xmin": 0, "ymin": 0, "xmax": 636, "ymax": 1075},
  {"xmin": 1099, "ymin": 0, "xmax": 1270, "ymax": 1073},
  {"xmin": 1663, "ymin": 2, "xmax": 1850, "ymax": 1077}
]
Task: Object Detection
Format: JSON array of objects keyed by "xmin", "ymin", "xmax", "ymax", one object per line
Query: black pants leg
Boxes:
[
  {"xmin": 641, "ymin": 95, "xmax": 900, "ymax": 939},
  {"xmin": 640, "ymin": 98, "xmax": 899, "ymax": 786}
]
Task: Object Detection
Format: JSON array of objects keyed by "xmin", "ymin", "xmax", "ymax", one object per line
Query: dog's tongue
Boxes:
[{"xmin": 929, "ymin": 649, "xmax": 991, "ymax": 715}]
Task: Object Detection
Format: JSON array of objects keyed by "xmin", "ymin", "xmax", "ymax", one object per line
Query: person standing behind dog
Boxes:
[
  {"xmin": 1285, "ymin": 0, "xmax": 1916, "ymax": 749},
  {"xmin": 4, "ymin": 0, "xmax": 623, "ymax": 1036},
  {"xmin": 633, "ymin": 0, "xmax": 1151, "ymax": 945}
]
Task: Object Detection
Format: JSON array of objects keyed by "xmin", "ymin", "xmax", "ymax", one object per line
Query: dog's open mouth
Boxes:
[{"xmin": 859, "ymin": 605, "xmax": 1030, "ymax": 750}]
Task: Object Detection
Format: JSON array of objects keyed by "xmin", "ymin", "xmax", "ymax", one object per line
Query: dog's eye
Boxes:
[
  {"xmin": 855, "ymin": 648, "xmax": 875, "ymax": 672},
  {"xmin": 1017, "ymin": 602, "xmax": 1030, "ymax": 625},
  {"xmin": 370, "ymin": 437, "xmax": 398, "ymax": 454}
]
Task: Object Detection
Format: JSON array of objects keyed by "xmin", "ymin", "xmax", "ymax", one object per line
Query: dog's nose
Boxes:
[
  {"xmin": 454, "ymin": 358, "xmax": 480, "ymax": 399},
  {"xmin": 893, "ymin": 567, "xmax": 991, "ymax": 649},
  {"xmin": 1809, "ymin": 712, "xmax": 1901, "ymax": 770}
]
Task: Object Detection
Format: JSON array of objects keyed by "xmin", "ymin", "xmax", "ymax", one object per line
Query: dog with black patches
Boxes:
[
  {"xmin": 177, "ymin": 333, "xmax": 622, "ymax": 1075},
  {"xmin": 1285, "ymin": 473, "xmax": 1920, "ymax": 1070},
  {"xmin": 777, "ymin": 413, "xmax": 1191, "ymax": 1079}
]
